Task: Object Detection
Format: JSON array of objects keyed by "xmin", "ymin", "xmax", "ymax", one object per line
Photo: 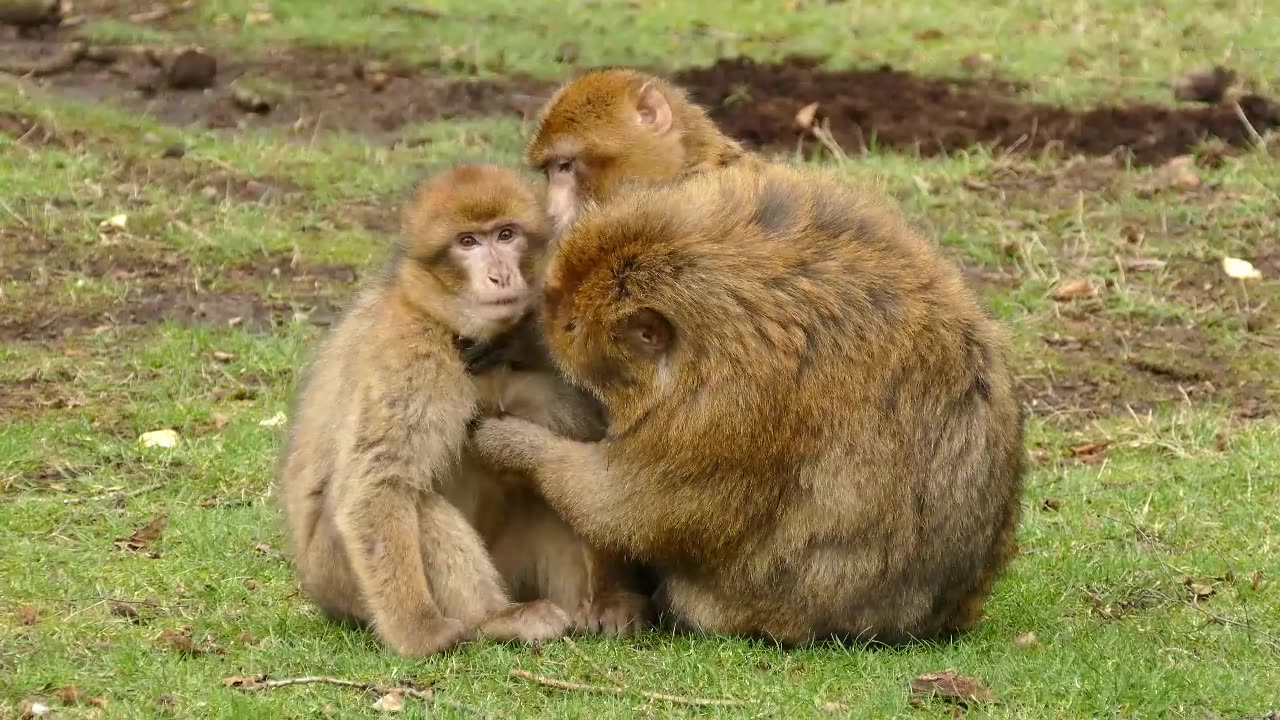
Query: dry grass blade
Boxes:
[
  {"xmin": 508, "ymin": 668, "xmax": 753, "ymax": 707},
  {"xmin": 223, "ymin": 675, "xmax": 489, "ymax": 716}
]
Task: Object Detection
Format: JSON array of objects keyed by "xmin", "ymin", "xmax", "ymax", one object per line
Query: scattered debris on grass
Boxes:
[
  {"xmin": 1051, "ymin": 278, "xmax": 1096, "ymax": 302},
  {"xmin": 1013, "ymin": 632, "xmax": 1039, "ymax": 649},
  {"xmin": 907, "ymin": 670, "xmax": 995, "ymax": 707},
  {"xmin": 18, "ymin": 603, "xmax": 39, "ymax": 625},
  {"xmin": 1222, "ymin": 257, "xmax": 1263, "ymax": 280},
  {"xmin": 138, "ymin": 428, "xmax": 180, "ymax": 448},
  {"xmin": 509, "ymin": 668, "xmax": 753, "ymax": 708},
  {"xmin": 223, "ymin": 675, "xmax": 478, "ymax": 714}
]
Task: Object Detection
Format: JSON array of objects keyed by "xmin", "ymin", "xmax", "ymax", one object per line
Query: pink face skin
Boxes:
[
  {"xmin": 544, "ymin": 158, "xmax": 579, "ymax": 238},
  {"xmin": 450, "ymin": 221, "xmax": 534, "ymax": 333}
]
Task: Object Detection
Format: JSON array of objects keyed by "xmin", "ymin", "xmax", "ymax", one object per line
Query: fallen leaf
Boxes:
[
  {"xmin": 1051, "ymin": 278, "xmax": 1095, "ymax": 301},
  {"xmin": 18, "ymin": 698, "xmax": 51, "ymax": 719},
  {"xmin": 1013, "ymin": 631, "xmax": 1039, "ymax": 649},
  {"xmin": 19, "ymin": 604, "xmax": 38, "ymax": 625},
  {"xmin": 54, "ymin": 686, "xmax": 83, "ymax": 705},
  {"xmin": 819, "ymin": 700, "xmax": 850, "ymax": 713},
  {"xmin": 114, "ymin": 515, "xmax": 167, "ymax": 552},
  {"xmin": 1069, "ymin": 440, "xmax": 1110, "ymax": 464},
  {"xmin": 1041, "ymin": 497, "xmax": 1063, "ymax": 512},
  {"xmin": 139, "ymin": 429, "xmax": 180, "ymax": 448},
  {"xmin": 236, "ymin": 631, "xmax": 259, "ymax": 646},
  {"xmin": 227, "ymin": 316, "xmax": 243, "ymax": 328},
  {"xmin": 959, "ymin": 53, "xmax": 993, "ymax": 71},
  {"xmin": 1172, "ymin": 66, "xmax": 1237, "ymax": 103},
  {"xmin": 88, "ymin": 697, "xmax": 108, "ymax": 708},
  {"xmin": 245, "ymin": 4, "xmax": 273, "ymax": 24},
  {"xmin": 211, "ymin": 350, "xmax": 235, "ymax": 363},
  {"xmin": 794, "ymin": 101, "xmax": 819, "ymax": 130},
  {"xmin": 1252, "ymin": 571, "xmax": 1264, "ymax": 591},
  {"xmin": 373, "ymin": 691, "xmax": 405, "ymax": 712},
  {"xmin": 914, "ymin": 28, "xmax": 944, "ymax": 41},
  {"xmin": 211, "ymin": 413, "xmax": 230, "ymax": 430},
  {"xmin": 109, "ymin": 601, "xmax": 144, "ymax": 622},
  {"xmin": 259, "ymin": 411, "xmax": 287, "ymax": 427},
  {"xmin": 244, "ymin": 579, "xmax": 259, "ymax": 591},
  {"xmin": 157, "ymin": 626, "xmax": 196, "ymax": 655},
  {"xmin": 254, "ymin": 542, "xmax": 285, "ymax": 560},
  {"xmin": 98, "ymin": 214, "xmax": 128, "ymax": 232},
  {"xmin": 223, "ymin": 675, "xmax": 267, "ymax": 689},
  {"xmin": 1222, "ymin": 256, "xmax": 1262, "ymax": 280},
  {"xmin": 155, "ymin": 694, "xmax": 178, "ymax": 708},
  {"xmin": 1083, "ymin": 514, "xmax": 1100, "ymax": 529},
  {"xmin": 962, "ymin": 176, "xmax": 990, "ymax": 191},
  {"xmin": 1185, "ymin": 579, "xmax": 1215, "ymax": 601},
  {"xmin": 909, "ymin": 670, "xmax": 994, "ymax": 706}
]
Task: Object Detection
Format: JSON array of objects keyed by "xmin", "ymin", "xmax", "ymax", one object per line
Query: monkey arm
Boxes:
[{"xmin": 471, "ymin": 417, "xmax": 663, "ymax": 560}]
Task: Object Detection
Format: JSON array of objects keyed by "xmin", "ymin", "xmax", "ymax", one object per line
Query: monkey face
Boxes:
[{"xmin": 526, "ymin": 71, "xmax": 685, "ymax": 237}]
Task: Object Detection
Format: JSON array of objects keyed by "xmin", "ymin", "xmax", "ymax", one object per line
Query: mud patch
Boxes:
[
  {"xmin": 674, "ymin": 56, "xmax": 1278, "ymax": 165},
  {"xmin": 1020, "ymin": 320, "xmax": 1271, "ymax": 423},
  {"xmin": 5, "ymin": 35, "xmax": 552, "ymax": 137}
]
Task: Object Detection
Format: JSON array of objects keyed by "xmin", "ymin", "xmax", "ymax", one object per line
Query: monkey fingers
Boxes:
[
  {"xmin": 477, "ymin": 599, "xmax": 572, "ymax": 644},
  {"xmin": 469, "ymin": 417, "xmax": 552, "ymax": 474},
  {"xmin": 575, "ymin": 590, "xmax": 653, "ymax": 636}
]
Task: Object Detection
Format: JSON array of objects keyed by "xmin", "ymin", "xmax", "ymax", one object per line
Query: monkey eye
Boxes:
[
  {"xmin": 457, "ymin": 234, "xmax": 479, "ymax": 247},
  {"xmin": 497, "ymin": 227, "xmax": 515, "ymax": 242},
  {"xmin": 550, "ymin": 159, "xmax": 574, "ymax": 175}
]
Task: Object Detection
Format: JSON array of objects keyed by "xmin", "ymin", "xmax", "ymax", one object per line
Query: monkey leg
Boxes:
[
  {"xmin": 295, "ymin": 511, "xmax": 367, "ymax": 624},
  {"xmin": 577, "ymin": 549, "xmax": 654, "ymax": 636},
  {"xmin": 336, "ymin": 485, "xmax": 472, "ymax": 657}
]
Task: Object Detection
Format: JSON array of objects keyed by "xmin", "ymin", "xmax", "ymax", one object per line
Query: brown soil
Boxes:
[
  {"xmin": 673, "ymin": 56, "xmax": 1278, "ymax": 165},
  {"xmin": 0, "ymin": 237, "xmax": 356, "ymax": 342},
  {"xmin": 2, "ymin": 35, "xmax": 552, "ymax": 137}
]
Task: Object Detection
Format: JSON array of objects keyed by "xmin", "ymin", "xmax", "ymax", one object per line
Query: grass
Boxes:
[{"xmin": 3, "ymin": 0, "xmax": 1279, "ymax": 717}]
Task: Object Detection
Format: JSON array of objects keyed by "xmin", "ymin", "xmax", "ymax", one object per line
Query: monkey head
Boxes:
[
  {"xmin": 399, "ymin": 164, "xmax": 551, "ymax": 340},
  {"xmin": 525, "ymin": 70, "xmax": 701, "ymax": 237}
]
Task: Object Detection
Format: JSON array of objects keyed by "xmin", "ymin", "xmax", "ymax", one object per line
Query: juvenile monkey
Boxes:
[
  {"xmin": 525, "ymin": 68, "xmax": 762, "ymax": 235},
  {"xmin": 471, "ymin": 163, "xmax": 1026, "ymax": 644},
  {"xmin": 278, "ymin": 164, "xmax": 645, "ymax": 657}
]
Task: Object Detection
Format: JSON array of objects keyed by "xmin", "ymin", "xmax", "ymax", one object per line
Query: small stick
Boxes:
[
  {"xmin": 509, "ymin": 669, "xmax": 752, "ymax": 708},
  {"xmin": 1232, "ymin": 101, "xmax": 1268, "ymax": 152},
  {"xmin": 62, "ymin": 482, "xmax": 164, "ymax": 504},
  {"xmin": 226, "ymin": 675, "xmax": 488, "ymax": 715},
  {"xmin": 560, "ymin": 637, "xmax": 623, "ymax": 687}
]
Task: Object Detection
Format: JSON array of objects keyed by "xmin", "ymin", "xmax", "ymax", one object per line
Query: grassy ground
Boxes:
[{"xmin": 3, "ymin": 0, "xmax": 1279, "ymax": 717}]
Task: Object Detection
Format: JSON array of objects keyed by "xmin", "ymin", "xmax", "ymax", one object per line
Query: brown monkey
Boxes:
[
  {"xmin": 277, "ymin": 164, "xmax": 645, "ymax": 657},
  {"xmin": 471, "ymin": 163, "xmax": 1026, "ymax": 645},
  {"xmin": 525, "ymin": 68, "xmax": 762, "ymax": 235}
]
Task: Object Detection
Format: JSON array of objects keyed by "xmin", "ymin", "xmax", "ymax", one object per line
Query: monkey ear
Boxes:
[
  {"xmin": 621, "ymin": 308, "xmax": 674, "ymax": 357},
  {"xmin": 634, "ymin": 81, "xmax": 674, "ymax": 136}
]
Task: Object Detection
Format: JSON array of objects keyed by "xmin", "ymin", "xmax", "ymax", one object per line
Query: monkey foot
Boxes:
[
  {"xmin": 576, "ymin": 590, "xmax": 653, "ymax": 636},
  {"xmin": 478, "ymin": 600, "xmax": 572, "ymax": 644},
  {"xmin": 380, "ymin": 616, "xmax": 470, "ymax": 657}
]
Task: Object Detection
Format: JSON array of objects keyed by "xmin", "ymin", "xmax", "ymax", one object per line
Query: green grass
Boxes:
[{"xmin": 3, "ymin": 0, "xmax": 1279, "ymax": 717}]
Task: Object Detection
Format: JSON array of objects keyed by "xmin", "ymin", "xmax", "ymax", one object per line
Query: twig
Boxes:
[
  {"xmin": 560, "ymin": 637, "xmax": 622, "ymax": 687},
  {"xmin": 1232, "ymin": 101, "xmax": 1268, "ymax": 152},
  {"xmin": 509, "ymin": 669, "xmax": 752, "ymax": 707},
  {"xmin": 62, "ymin": 482, "xmax": 163, "ymax": 504},
  {"xmin": 388, "ymin": 3, "xmax": 445, "ymax": 19},
  {"xmin": 0, "ymin": 41, "xmax": 87, "ymax": 77},
  {"xmin": 809, "ymin": 118, "xmax": 848, "ymax": 163},
  {"xmin": 225, "ymin": 675, "xmax": 488, "ymax": 716}
]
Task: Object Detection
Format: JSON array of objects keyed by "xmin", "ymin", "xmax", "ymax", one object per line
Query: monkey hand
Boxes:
[
  {"xmin": 469, "ymin": 416, "xmax": 551, "ymax": 474},
  {"xmin": 575, "ymin": 590, "xmax": 653, "ymax": 636}
]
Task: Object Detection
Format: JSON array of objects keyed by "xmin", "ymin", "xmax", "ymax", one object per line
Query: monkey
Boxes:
[
  {"xmin": 469, "ymin": 162, "xmax": 1027, "ymax": 645},
  {"xmin": 524, "ymin": 68, "xmax": 763, "ymax": 236},
  {"xmin": 277, "ymin": 164, "xmax": 648, "ymax": 657}
]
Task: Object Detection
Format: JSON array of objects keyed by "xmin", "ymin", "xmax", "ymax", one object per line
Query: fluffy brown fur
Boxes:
[
  {"xmin": 278, "ymin": 164, "xmax": 648, "ymax": 657},
  {"xmin": 472, "ymin": 163, "xmax": 1026, "ymax": 644}
]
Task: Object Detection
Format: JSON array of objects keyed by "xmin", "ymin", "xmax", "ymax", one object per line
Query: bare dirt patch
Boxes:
[
  {"xmin": 3, "ymin": 34, "xmax": 552, "ymax": 137},
  {"xmin": 673, "ymin": 56, "xmax": 1278, "ymax": 165}
]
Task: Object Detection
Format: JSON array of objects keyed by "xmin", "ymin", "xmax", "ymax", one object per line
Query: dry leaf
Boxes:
[
  {"xmin": 211, "ymin": 413, "xmax": 230, "ymax": 430},
  {"xmin": 139, "ymin": 429, "xmax": 180, "ymax": 448},
  {"xmin": 1013, "ymin": 631, "xmax": 1039, "ymax": 649},
  {"xmin": 1222, "ymin": 257, "xmax": 1262, "ymax": 280},
  {"xmin": 909, "ymin": 670, "xmax": 995, "ymax": 706},
  {"xmin": 914, "ymin": 28, "xmax": 944, "ymax": 41},
  {"xmin": 54, "ymin": 686, "xmax": 84, "ymax": 705},
  {"xmin": 19, "ymin": 604, "xmax": 38, "ymax": 626},
  {"xmin": 114, "ymin": 515, "xmax": 167, "ymax": 552},
  {"xmin": 1185, "ymin": 579, "xmax": 1215, "ymax": 601},
  {"xmin": 211, "ymin": 350, "xmax": 235, "ymax": 363},
  {"xmin": 1041, "ymin": 497, "xmax": 1063, "ymax": 512},
  {"xmin": 109, "ymin": 601, "xmax": 144, "ymax": 622},
  {"xmin": 1070, "ymin": 440, "xmax": 1110, "ymax": 464},
  {"xmin": 223, "ymin": 675, "xmax": 267, "ymax": 689},
  {"xmin": 98, "ymin": 214, "xmax": 128, "ymax": 231},
  {"xmin": 794, "ymin": 101, "xmax": 819, "ymax": 130},
  {"xmin": 819, "ymin": 700, "xmax": 850, "ymax": 713},
  {"xmin": 157, "ymin": 626, "xmax": 196, "ymax": 655},
  {"xmin": 373, "ymin": 691, "xmax": 405, "ymax": 712},
  {"xmin": 1051, "ymin": 278, "xmax": 1095, "ymax": 301},
  {"xmin": 258, "ymin": 411, "xmax": 287, "ymax": 427}
]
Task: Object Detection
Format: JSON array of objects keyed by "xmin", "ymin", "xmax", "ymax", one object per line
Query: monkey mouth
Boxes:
[{"xmin": 483, "ymin": 298, "xmax": 524, "ymax": 307}]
